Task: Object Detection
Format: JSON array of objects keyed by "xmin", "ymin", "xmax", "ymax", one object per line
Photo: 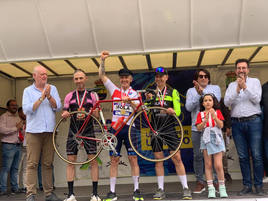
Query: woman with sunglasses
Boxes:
[
  {"xmin": 185, "ymin": 69, "xmax": 221, "ymax": 194},
  {"xmin": 146, "ymin": 67, "xmax": 192, "ymax": 200}
]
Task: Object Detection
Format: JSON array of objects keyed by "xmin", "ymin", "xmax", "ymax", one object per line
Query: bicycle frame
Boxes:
[{"xmin": 76, "ymin": 91, "xmax": 157, "ymax": 144}]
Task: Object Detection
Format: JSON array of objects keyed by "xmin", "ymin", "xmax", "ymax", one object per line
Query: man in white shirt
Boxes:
[{"xmin": 224, "ymin": 58, "xmax": 264, "ymax": 196}]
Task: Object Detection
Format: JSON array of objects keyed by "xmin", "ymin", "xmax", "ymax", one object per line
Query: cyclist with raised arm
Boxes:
[
  {"xmin": 146, "ymin": 67, "xmax": 192, "ymax": 200},
  {"xmin": 99, "ymin": 51, "xmax": 143, "ymax": 201},
  {"xmin": 61, "ymin": 69, "xmax": 101, "ymax": 201}
]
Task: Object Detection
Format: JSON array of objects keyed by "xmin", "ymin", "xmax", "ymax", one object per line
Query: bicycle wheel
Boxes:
[
  {"xmin": 128, "ymin": 106, "xmax": 184, "ymax": 162},
  {"xmin": 53, "ymin": 111, "xmax": 104, "ymax": 165}
]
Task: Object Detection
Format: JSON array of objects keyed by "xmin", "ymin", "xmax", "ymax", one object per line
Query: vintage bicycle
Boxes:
[{"xmin": 52, "ymin": 88, "xmax": 184, "ymax": 165}]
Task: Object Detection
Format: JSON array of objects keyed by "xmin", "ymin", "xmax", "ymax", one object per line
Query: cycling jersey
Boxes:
[
  {"xmin": 104, "ymin": 79, "xmax": 138, "ymax": 156},
  {"xmin": 150, "ymin": 85, "xmax": 181, "ymax": 116},
  {"xmin": 64, "ymin": 90, "xmax": 97, "ymax": 112},
  {"xmin": 63, "ymin": 90, "xmax": 98, "ymax": 155},
  {"xmin": 104, "ymin": 79, "xmax": 138, "ymax": 126}
]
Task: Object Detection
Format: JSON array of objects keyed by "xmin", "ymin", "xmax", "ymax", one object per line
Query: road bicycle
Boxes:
[{"xmin": 52, "ymin": 88, "xmax": 184, "ymax": 165}]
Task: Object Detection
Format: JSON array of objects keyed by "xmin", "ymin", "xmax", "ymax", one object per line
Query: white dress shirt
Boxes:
[{"xmin": 224, "ymin": 77, "xmax": 262, "ymax": 118}]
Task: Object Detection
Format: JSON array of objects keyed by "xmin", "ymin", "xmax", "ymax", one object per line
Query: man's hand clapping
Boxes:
[
  {"xmin": 44, "ymin": 84, "xmax": 51, "ymax": 98},
  {"xmin": 236, "ymin": 73, "xmax": 247, "ymax": 93}
]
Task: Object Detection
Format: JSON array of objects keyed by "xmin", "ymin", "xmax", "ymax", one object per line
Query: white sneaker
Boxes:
[
  {"xmin": 90, "ymin": 194, "xmax": 101, "ymax": 201},
  {"xmin": 263, "ymin": 177, "xmax": 268, "ymax": 183},
  {"xmin": 64, "ymin": 194, "xmax": 77, "ymax": 201}
]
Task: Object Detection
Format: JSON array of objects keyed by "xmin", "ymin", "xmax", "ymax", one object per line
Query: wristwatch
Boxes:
[{"xmin": 39, "ymin": 97, "xmax": 44, "ymax": 102}]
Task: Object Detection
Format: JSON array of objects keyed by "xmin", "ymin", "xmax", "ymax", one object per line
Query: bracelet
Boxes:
[
  {"xmin": 39, "ymin": 97, "xmax": 44, "ymax": 102},
  {"xmin": 47, "ymin": 95, "xmax": 52, "ymax": 100}
]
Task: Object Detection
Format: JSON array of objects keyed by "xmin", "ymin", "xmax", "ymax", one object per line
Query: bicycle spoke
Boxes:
[
  {"xmin": 53, "ymin": 111, "xmax": 104, "ymax": 165},
  {"xmin": 128, "ymin": 106, "xmax": 184, "ymax": 162}
]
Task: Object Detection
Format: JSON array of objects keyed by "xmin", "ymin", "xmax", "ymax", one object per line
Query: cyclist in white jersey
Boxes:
[{"xmin": 99, "ymin": 51, "xmax": 143, "ymax": 201}]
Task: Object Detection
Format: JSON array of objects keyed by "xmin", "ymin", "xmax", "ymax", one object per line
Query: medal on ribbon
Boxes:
[
  {"xmin": 157, "ymin": 86, "xmax": 167, "ymax": 107},
  {"xmin": 76, "ymin": 90, "xmax": 87, "ymax": 120}
]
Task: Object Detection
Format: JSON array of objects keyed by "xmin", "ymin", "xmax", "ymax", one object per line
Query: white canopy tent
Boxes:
[{"xmin": 0, "ymin": 0, "xmax": 268, "ymax": 78}]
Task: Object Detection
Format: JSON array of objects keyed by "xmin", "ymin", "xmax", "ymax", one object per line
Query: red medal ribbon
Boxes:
[
  {"xmin": 157, "ymin": 86, "xmax": 167, "ymax": 107},
  {"xmin": 121, "ymin": 87, "xmax": 132, "ymax": 108},
  {"xmin": 76, "ymin": 90, "xmax": 87, "ymax": 109}
]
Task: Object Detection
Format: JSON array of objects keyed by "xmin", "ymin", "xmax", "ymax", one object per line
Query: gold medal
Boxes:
[
  {"xmin": 77, "ymin": 107, "xmax": 85, "ymax": 120},
  {"xmin": 76, "ymin": 90, "xmax": 87, "ymax": 120},
  {"xmin": 121, "ymin": 109, "xmax": 126, "ymax": 115}
]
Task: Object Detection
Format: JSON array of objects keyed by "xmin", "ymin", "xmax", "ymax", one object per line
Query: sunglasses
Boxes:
[
  {"xmin": 198, "ymin": 74, "xmax": 208, "ymax": 79},
  {"xmin": 155, "ymin": 67, "xmax": 165, "ymax": 73}
]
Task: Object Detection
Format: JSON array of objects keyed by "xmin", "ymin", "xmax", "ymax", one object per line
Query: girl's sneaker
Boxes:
[
  {"xmin": 219, "ymin": 185, "xmax": 228, "ymax": 198},
  {"xmin": 208, "ymin": 186, "xmax": 216, "ymax": 198}
]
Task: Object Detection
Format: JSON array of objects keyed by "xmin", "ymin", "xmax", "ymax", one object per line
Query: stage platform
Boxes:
[{"xmin": 1, "ymin": 180, "xmax": 268, "ymax": 201}]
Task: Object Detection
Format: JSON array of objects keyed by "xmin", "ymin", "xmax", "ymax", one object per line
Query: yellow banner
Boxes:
[{"xmin": 140, "ymin": 126, "xmax": 192, "ymax": 150}]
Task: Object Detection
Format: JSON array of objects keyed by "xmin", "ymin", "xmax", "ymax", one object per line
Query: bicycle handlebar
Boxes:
[
  {"xmin": 137, "ymin": 88, "xmax": 157, "ymax": 106},
  {"xmin": 86, "ymin": 88, "xmax": 102, "ymax": 92}
]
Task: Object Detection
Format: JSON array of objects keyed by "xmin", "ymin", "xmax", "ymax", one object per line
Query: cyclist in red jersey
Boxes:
[{"xmin": 99, "ymin": 51, "xmax": 143, "ymax": 201}]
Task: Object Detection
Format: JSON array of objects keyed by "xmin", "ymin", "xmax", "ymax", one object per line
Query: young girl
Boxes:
[{"xmin": 195, "ymin": 93, "xmax": 228, "ymax": 198}]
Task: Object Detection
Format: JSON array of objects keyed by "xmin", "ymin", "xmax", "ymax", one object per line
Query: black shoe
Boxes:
[
  {"xmin": 238, "ymin": 186, "xmax": 252, "ymax": 196},
  {"xmin": 224, "ymin": 173, "xmax": 232, "ymax": 182},
  {"xmin": 0, "ymin": 191, "xmax": 8, "ymax": 196},
  {"xmin": 21, "ymin": 188, "xmax": 27, "ymax": 193},
  {"xmin": 45, "ymin": 192, "xmax": 62, "ymax": 201},
  {"xmin": 104, "ymin": 191, "xmax": 117, "ymax": 201},
  {"xmin": 133, "ymin": 189, "xmax": 144, "ymax": 200},
  {"xmin": 11, "ymin": 188, "xmax": 26, "ymax": 195},
  {"xmin": 26, "ymin": 194, "xmax": 36, "ymax": 201},
  {"xmin": 255, "ymin": 186, "xmax": 265, "ymax": 196}
]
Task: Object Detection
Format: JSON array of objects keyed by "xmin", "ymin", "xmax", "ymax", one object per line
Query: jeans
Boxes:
[
  {"xmin": 18, "ymin": 147, "xmax": 27, "ymax": 188},
  {"xmin": 232, "ymin": 116, "xmax": 263, "ymax": 187},
  {"xmin": 263, "ymin": 137, "xmax": 268, "ymax": 176},
  {"xmin": 38, "ymin": 159, "xmax": 42, "ymax": 189},
  {"xmin": 192, "ymin": 130, "xmax": 205, "ymax": 183},
  {"xmin": 0, "ymin": 143, "xmax": 22, "ymax": 192}
]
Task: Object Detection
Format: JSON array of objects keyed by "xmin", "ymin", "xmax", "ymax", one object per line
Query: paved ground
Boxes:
[{"xmin": 1, "ymin": 180, "xmax": 268, "ymax": 201}]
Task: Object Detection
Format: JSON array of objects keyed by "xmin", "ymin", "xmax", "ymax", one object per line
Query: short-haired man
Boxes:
[
  {"xmin": 61, "ymin": 69, "xmax": 101, "ymax": 201},
  {"xmin": 22, "ymin": 66, "xmax": 62, "ymax": 201},
  {"xmin": 224, "ymin": 58, "xmax": 264, "ymax": 195},
  {"xmin": 0, "ymin": 100, "xmax": 23, "ymax": 196},
  {"xmin": 147, "ymin": 67, "xmax": 192, "ymax": 200},
  {"xmin": 99, "ymin": 51, "xmax": 143, "ymax": 201},
  {"xmin": 185, "ymin": 69, "xmax": 221, "ymax": 193}
]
